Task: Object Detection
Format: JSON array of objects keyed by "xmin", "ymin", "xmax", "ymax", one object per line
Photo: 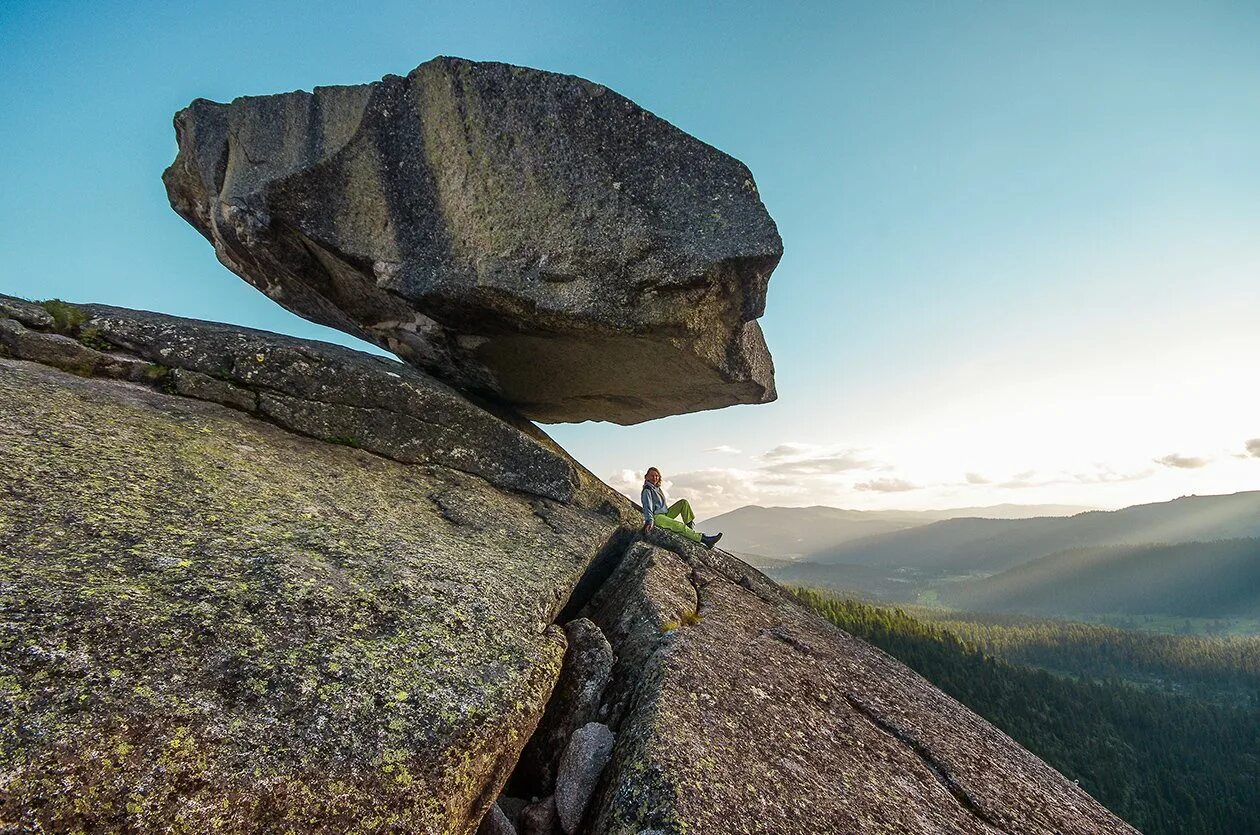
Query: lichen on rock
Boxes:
[
  {"xmin": 0, "ymin": 315, "xmax": 1141, "ymax": 835},
  {"xmin": 0, "ymin": 357, "xmax": 615, "ymax": 834},
  {"xmin": 0, "ymin": 295, "xmax": 584, "ymax": 502}
]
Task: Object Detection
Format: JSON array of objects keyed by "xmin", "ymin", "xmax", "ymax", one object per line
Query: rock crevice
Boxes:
[
  {"xmin": 0, "ymin": 351, "xmax": 617, "ymax": 834},
  {"xmin": 843, "ymin": 695, "xmax": 1013, "ymax": 835},
  {"xmin": 486, "ymin": 525, "xmax": 1139, "ymax": 835}
]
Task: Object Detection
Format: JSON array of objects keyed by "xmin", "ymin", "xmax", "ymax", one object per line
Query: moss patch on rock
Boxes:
[{"xmin": 39, "ymin": 298, "xmax": 89, "ymax": 334}]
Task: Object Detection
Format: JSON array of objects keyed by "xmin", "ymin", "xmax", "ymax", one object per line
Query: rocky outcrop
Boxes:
[
  {"xmin": 0, "ymin": 300, "xmax": 623, "ymax": 834},
  {"xmin": 1, "ymin": 55, "xmax": 1138, "ymax": 835},
  {"xmin": 0, "ymin": 299, "xmax": 1137, "ymax": 834},
  {"xmin": 0, "ymin": 295, "xmax": 582, "ymax": 502},
  {"xmin": 574, "ymin": 535, "xmax": 1139, "ymax": 835},
  {"xmin": 162, "ymin": 56, "xmax": 781, "ymax": 425}
]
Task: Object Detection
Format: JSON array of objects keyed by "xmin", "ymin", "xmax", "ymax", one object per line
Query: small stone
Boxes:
[
  {"xmin": 476, "ymin": 802, "xmax": 517, "ymax": 835},
  {"xmin": 554, "ymin": 722, "xmax": 615, "ymax": 834},
  {"xmin": 497, "ymin": 796, "xmax": 528, "ymax": 825},
  {"xmin": 518, "ymin": 796, "xmax": 560, "ymax": 835}
]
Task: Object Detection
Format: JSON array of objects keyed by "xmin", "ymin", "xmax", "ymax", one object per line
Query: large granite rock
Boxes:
[
  {"xmin": 162, "ymin": 56, "xmax": 782, "ymax": 425},
  {"xmin": 0, "ymin": 306, "xmax": 623, "ymax": 833},
  {"xmin": 577, "ymin": 536, "xmax": 1139, "ymax": 835},
  {"xmin": 554, "ymin": 722, "xmax": 615, "ymax": 834},
  {"xmin": 0, "ymin": 298, "xmax": 1137, "ymax": 834},
  {"xmin": 0, "ymin": 295, "xmax": 581, "ymax": 502}
]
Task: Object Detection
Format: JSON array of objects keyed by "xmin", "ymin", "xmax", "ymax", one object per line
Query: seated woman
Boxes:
[{"xmin": 640, "ymin": 466, "xmax": 723, "ymax": 549}]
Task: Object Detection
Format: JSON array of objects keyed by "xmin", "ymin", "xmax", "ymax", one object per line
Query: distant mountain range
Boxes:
[
  {"xmin": 730, "ymin": 491, "xmax": 1260, "ymax": 618},
  {"xmin": 809, "ymin": 491, "xmax": 1260, "ymax": 572},
  {"xmin": 700, "ymin": 502, "xmax": 1092, "ymax": 560}
]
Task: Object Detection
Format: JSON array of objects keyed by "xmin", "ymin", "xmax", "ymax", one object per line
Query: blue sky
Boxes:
[{"xmin": 4, "ymin": 1, "xmax": 1259, "ymax": 516}]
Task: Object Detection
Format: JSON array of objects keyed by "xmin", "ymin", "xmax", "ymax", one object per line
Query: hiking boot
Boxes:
[{"xmin": 701, "ymin": 532, "xmax": 722, "ymax": 549}]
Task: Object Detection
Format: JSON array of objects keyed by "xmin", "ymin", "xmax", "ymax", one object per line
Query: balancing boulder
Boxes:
[{"xmin": 163, "ymin": 56, "xmax": 782, "ymax": 424}]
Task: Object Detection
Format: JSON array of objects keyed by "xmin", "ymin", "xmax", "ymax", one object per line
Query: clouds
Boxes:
[
  {"xmin": 607, "ymin": 441, "xmax": 899, "ymax": 514},
  {"xmin": 1072, "ymin": 465, "xmax": 1155, "ymax": 484},
  {"xmin": 854, "ymin": 477, "xmax": 919, "ymax": 493},
  {"xmin": 669, "ymin": 467, "xmax": 806, "ymax": 507},
  {"xmin": 755, "ymin": 442, "xmax": 890, "ymax": 477},
  {"xmin": 994, "ymin": 465, "xmax": 1154, "ymax": 489},
  {"xmin": 997, "ymin": 470, "xmax": 1042, "ymax": 489},
  {"xmin": 606, "ymin": 433, "xmax": 1255, "ymax": 518},
  {"xmin": 759, "ymin": 448, "xmax": 877, "ymax": 476},
  {"xmin": 759, "ymin": 443, "xmax": 815, "ymax": 462},
  {"xmin": 1155, "ymin": 453, "xmax": 1211, "ymax": 469},
  {"xmin": 1155, "ymin": 438, "xmax": 1260, "ymax": 466},
  {"xmin": 609, "ymin": 439, "xmax": 1167, "ymax": 517},
  {"xmin": 609, "ymin": 465, "xmax": 814, "ymax": 514},
  {"xmin": 606, "ymin": 468, "xmax": 647, "ymax": 497},
  {"xmin": 1151, "ymin": 437, "xmax": 1260, "ymax": 467}
]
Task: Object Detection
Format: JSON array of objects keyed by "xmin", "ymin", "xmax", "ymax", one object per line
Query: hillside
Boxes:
[
  {"xmin": 762, "ymin": 560, "xmax": 927, "ymax": 601},
  {"xmin": 909, "ymin": 607, "xmax": 1260, "ymax": 704},
  {"xmin": 0, "ymin": 329, "xmax": 1132, "ymax": 833},
  {"xmin": 808, "ymin": 491, "xmax": 1260, "ymax": 572},
  {"xmin": 701, "ymin": 502, "xmax": 1091, "ymax": 559},
  {"xmin": 796, "ymin": 590, "xmax": 1260, "ymax": 835},
  {"xmin": 943, "ymin": 538, "xmax": 1260, "ymax": 618}
]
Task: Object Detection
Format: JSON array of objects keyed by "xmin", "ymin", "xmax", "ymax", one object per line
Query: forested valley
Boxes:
[
  {"xmin": 796, "ymin": 588, "xmax": 1260, "ymax": 835},
  {"xmin": 910, "ymin": 606, "xmax": 1260, "ymax": 705}
]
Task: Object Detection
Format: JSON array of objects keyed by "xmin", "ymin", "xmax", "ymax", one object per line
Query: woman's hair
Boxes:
[{"xmin": 645, "ymin": 466, "xmax": 660, "ymax": 479}]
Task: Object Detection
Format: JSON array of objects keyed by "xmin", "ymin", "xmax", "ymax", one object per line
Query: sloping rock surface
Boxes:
[
  {"xmin": 162, "ymin": 56, "xmax": 781, "ymax": 425},
  {"xmin": 578, "ymin": 536, "xmax": 1139, "ymax": 835},
  {"xmin": 0, "ymin": 299, "xmax": 1136, "ymax": 834},
  {"xmin": 0, "ymin": 295, "xmax": 578, "ymax": 501},
  {"xmin": 0, "ymin": 304, "xmax": 621, "ymax": 833}
]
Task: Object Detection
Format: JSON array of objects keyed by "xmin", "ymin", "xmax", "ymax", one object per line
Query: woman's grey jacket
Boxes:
[{"xmin": 640, "ymin": 481, "xmax": 668, "ymax": 526}]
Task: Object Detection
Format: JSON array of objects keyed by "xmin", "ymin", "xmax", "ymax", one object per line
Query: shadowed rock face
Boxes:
[{"xmin": 162, "ymin": 56, "xmax": 782, "ymax": 425}]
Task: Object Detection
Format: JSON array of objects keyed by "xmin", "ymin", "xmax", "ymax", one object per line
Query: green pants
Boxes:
[{"xmin": 653, "ymin": 499, "xmax": 701, "ymax": 543}]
